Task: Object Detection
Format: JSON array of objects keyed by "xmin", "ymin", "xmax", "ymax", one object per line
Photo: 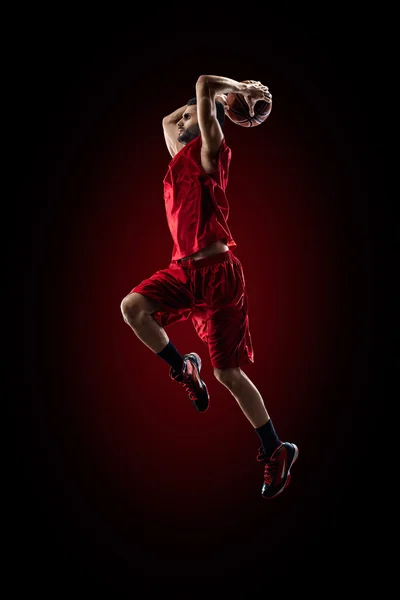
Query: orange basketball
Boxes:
[{"xmin": 226, "ymin": 80, "xmax": 272, "ymax": 128}]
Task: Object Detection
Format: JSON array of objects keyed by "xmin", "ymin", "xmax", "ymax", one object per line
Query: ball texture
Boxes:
[{"xmin": 226, "ymin": 80, "xmax": 272, "ymax": 127}]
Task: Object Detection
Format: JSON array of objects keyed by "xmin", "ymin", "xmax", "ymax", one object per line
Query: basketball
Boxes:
[{"xmin": 226, "ymin": 80, "xmax": 272, "ymax": 128}]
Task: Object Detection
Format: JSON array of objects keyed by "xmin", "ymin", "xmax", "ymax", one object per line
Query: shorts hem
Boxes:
[
  {"xmin": 129, "ymin": 289, "xmax": 188, "ymax": 327},
  {"xmin": 211, "ymin": 355, "xmax": 254, "ymax": 370},
  {"xmin": 129, "ymin": 288, "xmax": 170, "ymax": 314}
]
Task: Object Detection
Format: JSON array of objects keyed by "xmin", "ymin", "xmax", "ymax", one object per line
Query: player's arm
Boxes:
[
  {"xmin": 195, "ymin": 75, "xmax": 245, "ymax": 173},
  {"xmin": 162, "ymin": 105, "xmax": 187, "ymax": 158},
  {"xmin": 195, "ymin": 75, "xmax": 271, "ymax": 172}
]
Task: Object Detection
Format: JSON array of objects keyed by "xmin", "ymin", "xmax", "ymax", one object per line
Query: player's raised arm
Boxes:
[
  {"xmin": 162, "ymin": 105, "xmax": 187, "ymax": 158},
  {"xmin": 195, "ymin": 76, "xmax": 245, "ymax": 159},
  {"xmin": 195, "ymin": 75, "xmax": 271, "ymax": 172}
]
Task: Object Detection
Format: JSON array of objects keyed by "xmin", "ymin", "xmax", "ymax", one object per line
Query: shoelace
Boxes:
[
  {"xmin": 256, "ymin": 447, "xmax": 277, "ymax": 486},
  {"xmin": 181, "ymin": 377, "xmax": 198, "ymax": 402},
  {"xmin": 172, "ymin": 361, "xmax": 200, "ymax": 402},
  {"xmin": 262, "ymin": 460, "xmax": 278, "ymax": 486},
  {"xmin": 256, "ymin": 447, "xmax": 266, "ymax": 462}
]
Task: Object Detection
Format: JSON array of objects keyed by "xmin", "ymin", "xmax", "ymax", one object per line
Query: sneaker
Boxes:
[
  {"xmin": 170, "ymin": 352, "xmax": 210, "ymax": 412},
  {"xmin": 257, "ymin": 442, "xmax": 299, "ymax": 499}
]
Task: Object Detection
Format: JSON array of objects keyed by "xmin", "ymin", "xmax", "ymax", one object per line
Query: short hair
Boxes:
[{"xmin": 187, "ymin": 97, "xmax": 225, "ymax": 128}]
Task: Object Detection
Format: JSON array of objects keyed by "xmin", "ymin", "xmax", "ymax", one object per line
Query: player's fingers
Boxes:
[{"xmin": 245, "ymin": 96, "xmax": 255, "ymax": 117}]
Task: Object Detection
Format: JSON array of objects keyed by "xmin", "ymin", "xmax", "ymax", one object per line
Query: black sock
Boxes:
[
  {"xmin": 255, "ymin": 419, "xmax": 281, "ymax": 458},
  {"xmin": 156, "ymin": 341, "xmax": 184, "ymax": 373}
]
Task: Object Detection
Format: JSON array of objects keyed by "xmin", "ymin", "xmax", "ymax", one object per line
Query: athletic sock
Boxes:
[
  {"xmin": 156, "ymin": 341, "xmax": 184, "ymax": 373},
  {"xmin": 255, "ymin": 419, "xmax": 281, "ymax": 458}
]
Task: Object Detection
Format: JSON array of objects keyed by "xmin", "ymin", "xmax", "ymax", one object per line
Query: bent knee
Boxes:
[
  {"xmin": 120, "ymin": 292, "xmax": 160, "ymax": 323},
  {"xmin": 120, "ymin": 292, "xmax": 144, "ymax": 323},
  {"xmin": 214, "ymin": 367, "xmax": 242, "ymax": 388}
]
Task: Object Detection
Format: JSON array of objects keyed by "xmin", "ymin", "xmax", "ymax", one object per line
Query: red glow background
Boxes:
[{"xmin": 12, "ymin": 21, "xmax": 383, "ymax": 586}]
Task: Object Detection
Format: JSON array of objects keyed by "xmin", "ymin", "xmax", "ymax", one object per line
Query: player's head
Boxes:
[{"xmin": 177, "ymin": 97, "xmax": 225, "ymax": 145}]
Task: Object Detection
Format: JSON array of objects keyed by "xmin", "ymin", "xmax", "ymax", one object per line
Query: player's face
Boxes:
[{"xmin": 177, "ymin": 105, "xmax": 200, "ymax": 144}]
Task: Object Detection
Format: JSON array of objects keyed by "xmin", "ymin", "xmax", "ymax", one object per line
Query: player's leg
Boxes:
[
  {"xmin": 207, "ymin": 253, "xmax": 299, "ymax": 499},
  {"xmin": 121, "ymin": 292, "xmax": 169, "ymax": 352},
  {"xmin": 213, "ymin": 365, "xmax": 298, "ymax": 500},
  {"xmin": 121, "ymin": 290, "xmax": 187, "ymax": 373},
  {"xmin": 213, "ymin": 366, "xmax": 270, "ymax": 428},
  {"xmin": 120, "ymin": 266, "xmax": 209, "ymax": 412},
  {"xmin": 212, "ymin": 364, "xmax": 283, "ymax": 463}
]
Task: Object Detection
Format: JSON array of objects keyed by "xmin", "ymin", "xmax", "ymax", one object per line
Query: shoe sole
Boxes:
[
  {"xmin": 263, "ymin": 444, "xmax": 299, "ymax": 500},
  {"xmin": 192, "ymin": 381, "xmax": 210, "ymax": 412},
  {"xmin": 185, "ymin": 352, "xmax": 210, "ymax": 413}
]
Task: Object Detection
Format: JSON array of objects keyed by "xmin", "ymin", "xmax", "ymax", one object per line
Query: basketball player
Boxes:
[{"xmin": 120, "ymin": 75, "xmax": 298, "ymax": 499}]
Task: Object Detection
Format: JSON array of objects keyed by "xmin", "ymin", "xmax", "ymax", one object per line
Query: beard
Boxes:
[{"xmin": 177, "ymin": 124, "xmax": 200, "ymax": 145}]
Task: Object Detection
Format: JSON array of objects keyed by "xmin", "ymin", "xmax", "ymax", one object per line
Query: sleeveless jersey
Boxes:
[{"xmin": 163, "ymin": 136, "xmax": 237, "ymax": 260}]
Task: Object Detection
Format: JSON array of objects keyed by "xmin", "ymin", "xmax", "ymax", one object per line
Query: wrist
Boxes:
[
  {"xmin": 163, "ymin": 105, "xmax": 186, "ymax": 124},
  {"xmin": 197, "ymin": 75, "xmax": 246, "ymax": 96}
]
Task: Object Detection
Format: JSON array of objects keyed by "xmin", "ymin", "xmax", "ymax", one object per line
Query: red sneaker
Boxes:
[
  {"xmin": 257, "ymin": 442, "xmax": 299, "ymax": 499},
  {"xmin": 170, "ymin": 352, "xmax": 210, "ymax": 412}
]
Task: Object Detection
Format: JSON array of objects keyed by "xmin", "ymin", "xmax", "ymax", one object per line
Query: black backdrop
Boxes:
[{"xmin": 9, "ymin": 16, "xmax": 387, "ymax": 588}]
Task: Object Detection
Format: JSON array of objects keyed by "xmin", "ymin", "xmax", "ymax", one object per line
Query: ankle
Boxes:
[
  {"xmin": 255, "ymin": 419, "xmax": 281, "ymax": 458},
  {"xmin": 157, "ymin": 341, "xmax": 184, "ymax": 373}
]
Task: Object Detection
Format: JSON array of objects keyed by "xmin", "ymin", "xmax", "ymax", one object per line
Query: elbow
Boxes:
[
  {"xmin": 196, "ymin": 74, "xmax": 208, "ymax": 86},
  {"xmin": 196, "ymin": 74, "xmax": 212, "ymax": 92}
]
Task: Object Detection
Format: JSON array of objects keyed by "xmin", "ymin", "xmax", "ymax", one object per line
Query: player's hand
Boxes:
[
  {"xmin": 215, "ymin": 93, "xmax": 230, "ymax": 113},
  {"xmin": 242, "ymin": 81, "xmax": 272, "ymax": 116}
]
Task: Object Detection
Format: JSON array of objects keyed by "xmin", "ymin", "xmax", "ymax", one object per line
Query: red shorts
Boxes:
[{"xmin": 130, "ymin": 250, "xmax": 254, "ymax": 370}]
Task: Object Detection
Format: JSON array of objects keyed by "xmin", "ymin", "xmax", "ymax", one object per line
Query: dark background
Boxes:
[{"xmin": 10, "ymin": 17, "xmax": 386, "ymax": 588}]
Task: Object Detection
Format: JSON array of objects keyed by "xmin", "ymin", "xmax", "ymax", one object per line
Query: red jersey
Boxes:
[{"xmin": 163, "ymin": 136, "xmax": 237, "ymax": 260}]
